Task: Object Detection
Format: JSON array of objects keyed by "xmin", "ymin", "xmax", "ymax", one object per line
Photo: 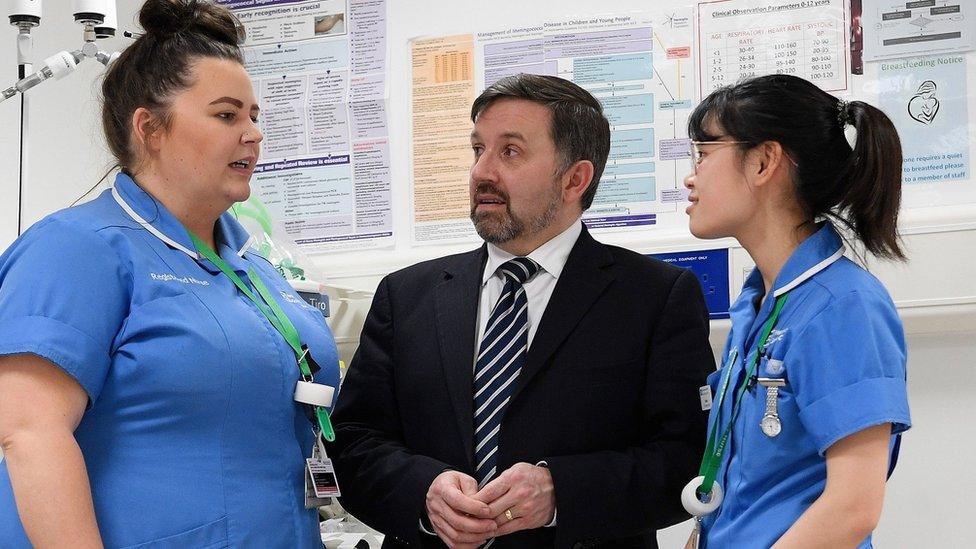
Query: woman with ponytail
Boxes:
[
  {"xmin": 681, "ymin": 74, "xmax": 910, "ymax": 548},
  {"xmin": 0, "ymin": 0, "xmax": 339, "ymax": 547}
]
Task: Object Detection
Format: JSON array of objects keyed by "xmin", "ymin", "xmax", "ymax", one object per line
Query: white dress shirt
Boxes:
[{"xmin": 475, "ymin": 218, "xmax": 583, "ymax": 359}]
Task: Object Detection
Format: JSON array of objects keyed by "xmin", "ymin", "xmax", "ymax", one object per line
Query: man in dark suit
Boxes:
[{"xmin": 329, "ymin": 74, "xmax": 714, "ymax": 549}]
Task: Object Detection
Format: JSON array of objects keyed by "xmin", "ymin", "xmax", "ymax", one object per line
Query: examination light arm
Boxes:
[{"xmin": 0, "ymin": 44, "xmax": 117, "ymax": 103}]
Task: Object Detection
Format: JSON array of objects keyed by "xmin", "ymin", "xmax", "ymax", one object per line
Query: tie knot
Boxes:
[{"xmin": 498, "ymin": 257, "xmax": 540, "ymax": 285}]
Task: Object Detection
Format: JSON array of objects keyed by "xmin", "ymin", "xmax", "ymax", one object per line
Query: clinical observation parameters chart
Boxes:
[{"xmin": 698, "ymin": 0, "xmax": 849, "ymax": 95}]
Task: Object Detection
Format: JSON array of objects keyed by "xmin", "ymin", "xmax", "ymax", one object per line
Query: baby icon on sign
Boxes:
[{"xmin": 908, "ymin": 80, "xmax": 940, "ymax": 125}]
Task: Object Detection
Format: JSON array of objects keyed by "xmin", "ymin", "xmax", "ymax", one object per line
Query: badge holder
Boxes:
[
  {"xmin": 293, "ymin": 359, "xmax": 340, "ymax": 508},
  {"xmin": 305, "ymin": 429, "xmax": 341, "ymax": 509}
]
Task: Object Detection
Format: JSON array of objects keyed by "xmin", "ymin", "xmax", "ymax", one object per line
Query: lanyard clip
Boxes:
[
  {"xmin": 297, "ymin": 347, "xmax": 313, "ymax": 382},
  {"xmin": 316, "ymin": 406, "xmax": 335, "ymax": 442},
  {"xmin": 298, "ymin": 344, "xmax": 322, "ymax": 382},
  {"xmin": 747, "ymin": 374, "xmax": 759, "ymax": 390}
]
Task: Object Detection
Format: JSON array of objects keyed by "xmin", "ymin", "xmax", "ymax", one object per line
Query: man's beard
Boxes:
[{"xmin": 470, "ymin": 181, "xmax": 560, "ymax": 244}]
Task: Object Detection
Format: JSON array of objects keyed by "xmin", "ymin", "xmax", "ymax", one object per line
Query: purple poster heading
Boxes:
[
  {"xmin": 254, "ymin": 155, "xmax": 351, "ymax": 174},
  {"xmin": 584, "ymin": 214, "xmax": 656, "ymax": 229},
  {"xmin": 215, "ymin": 0, "xmax": 307, "ymax": 11}
]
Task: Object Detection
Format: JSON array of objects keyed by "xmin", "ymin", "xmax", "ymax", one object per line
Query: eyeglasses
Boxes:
[
  {"xmin": 688, "ymin": 139, "xmax": 749, "ymax": 173},
  {"xmin": 688, "ymin": 139, "xmax": 800, "ymax": 173}
]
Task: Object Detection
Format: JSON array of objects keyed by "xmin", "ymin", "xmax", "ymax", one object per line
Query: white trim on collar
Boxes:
[
  {"xmin": 772, "ymin": 246, "xmax": 845, "ymax": 297},
  {"xmin": 237, "ymin": 235, "xmax": 255, "ymax": 257},
  {"xmin": 112, "ymin": 185, "xmax": 200, "ymax": 260}
]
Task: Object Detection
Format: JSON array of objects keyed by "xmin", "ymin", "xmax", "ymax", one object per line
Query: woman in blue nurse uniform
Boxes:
[
  {"xmin": 681, "ymin": 74, "xmax": 911, "ymax": 548},
  {"xmin": 0, "ymin": 0, "xmax": 340, "ymax": 547}
]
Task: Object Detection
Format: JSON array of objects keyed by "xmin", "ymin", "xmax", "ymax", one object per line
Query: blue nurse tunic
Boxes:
[
  {"xmin": 701, "ymin": 223, "xmax": 911, "ymax": 548},
  {"xmin": 0, "ymin": 173, "xmax": 340, "ymax": 548}
]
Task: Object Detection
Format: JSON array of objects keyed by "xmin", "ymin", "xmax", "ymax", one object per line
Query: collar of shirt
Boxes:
[
  {"xmin": 729, "ymin": 222, "xmax": 846, "ymax": 355},
  {"xmin": 766, "ymin": 222, "xmax": 845, "ymax": 298},
  {"xmin": 111, "ymin": 172, "xmax": 256, "ymax": 274},
  {"xmin": 481, "ymin": 218, "xmax": 583, "ymax": 286}
]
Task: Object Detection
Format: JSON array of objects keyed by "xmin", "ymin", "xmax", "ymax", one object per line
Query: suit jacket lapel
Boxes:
[
  {"xmin": 434, "ymin": 246, "xmax": 487, "ymax": 470},
  {"xmin": 510, "ymin": 226, "xmax": 615, "ymax": 402}
]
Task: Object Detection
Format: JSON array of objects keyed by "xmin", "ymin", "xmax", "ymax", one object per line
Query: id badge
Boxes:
[
  {"xmin": 699, "ymin": 385, "xmax": 713, "ymax": 411},
  {"xmin": 304, "ymin": 432, "xmax": 341, "ymax": 508},
  {"xmin": 684, "ymin": 517, "xmax": 701, "ymax": 549}
]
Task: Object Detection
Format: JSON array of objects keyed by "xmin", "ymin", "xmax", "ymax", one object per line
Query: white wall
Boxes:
[
  {"xmin": 2, "ymin": 0, "xmax": 975, "ymax": 546},
  {"xmin": 0, "ymin": 0, "xmax": 136, "ymax": 249},
  {"xmin": 877, "ymin": 332, "xmax": 975, "ymax": 546}
]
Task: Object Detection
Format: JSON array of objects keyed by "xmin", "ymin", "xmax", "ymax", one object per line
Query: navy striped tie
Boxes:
[{"xmin": 474, "ymin": 257, "xmax": 540, "ymax": 487}]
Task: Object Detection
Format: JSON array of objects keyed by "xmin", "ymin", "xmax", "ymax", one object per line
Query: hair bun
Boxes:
[
  {"xmin": 139, "ymin": 0, "xmax": 242, "ymax": 45},
  {"xmin": 139, "ymin": 0, "xmax": 194, "ymax": 37}
]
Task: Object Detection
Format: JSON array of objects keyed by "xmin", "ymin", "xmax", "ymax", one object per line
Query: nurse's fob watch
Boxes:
[{"xmin": 757, "ymin": 378, "xmax": 785, "ymax": 437}]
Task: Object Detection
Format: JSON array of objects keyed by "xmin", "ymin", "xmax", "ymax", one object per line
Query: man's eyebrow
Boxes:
[{"xmin": 469, "ymin": 131, "xmax": 527, "ymax": 141}]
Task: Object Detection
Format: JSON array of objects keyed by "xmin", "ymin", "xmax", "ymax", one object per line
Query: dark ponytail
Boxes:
[
  {"xmin": 101, "ymin": 0, "xmax": 245, "ymax": 171},
  {"xmin": 835, "ymin": 101, "xmax": 904, "ymax": 260},
  {"xmin": 688, "ymin": 74, "xmax": 906, "ymax": 260}
]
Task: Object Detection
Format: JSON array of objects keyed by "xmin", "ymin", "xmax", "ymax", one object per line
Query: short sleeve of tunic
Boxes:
[
  {"xmin": 785, "ymin": 289, "xmax": 911, "ymax": 455},
  {"xmin": 0, "ymin": 218, "xmax": 130, "ymax": 403}
]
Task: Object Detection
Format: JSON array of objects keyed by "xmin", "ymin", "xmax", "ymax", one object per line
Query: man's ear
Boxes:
[{"xmin": 562, "ymin": 159, "xmax": 595, "ymax": 205}]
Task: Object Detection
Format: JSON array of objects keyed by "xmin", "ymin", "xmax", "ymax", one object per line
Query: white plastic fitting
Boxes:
[
  {"xmin": 681, "ymin": 476, "xmax": 724, "ymax": 517},
  {"xmin": 294, "ymin": 380, "xmax": 336, "ymax": 407}
]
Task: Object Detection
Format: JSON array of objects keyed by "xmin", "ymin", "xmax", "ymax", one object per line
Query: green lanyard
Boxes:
[
  {"xmin": 695, "ymin": 293, "xmax": 788, "ymax": 497},
  {"xmin": 188, "ymin": 232, "xmax": 336, "ymax": 442}
]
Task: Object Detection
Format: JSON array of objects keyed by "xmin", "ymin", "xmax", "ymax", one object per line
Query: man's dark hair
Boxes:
[{"xmin": 471, "ymin": 74, "xmax": 611, "ymax": 211}]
